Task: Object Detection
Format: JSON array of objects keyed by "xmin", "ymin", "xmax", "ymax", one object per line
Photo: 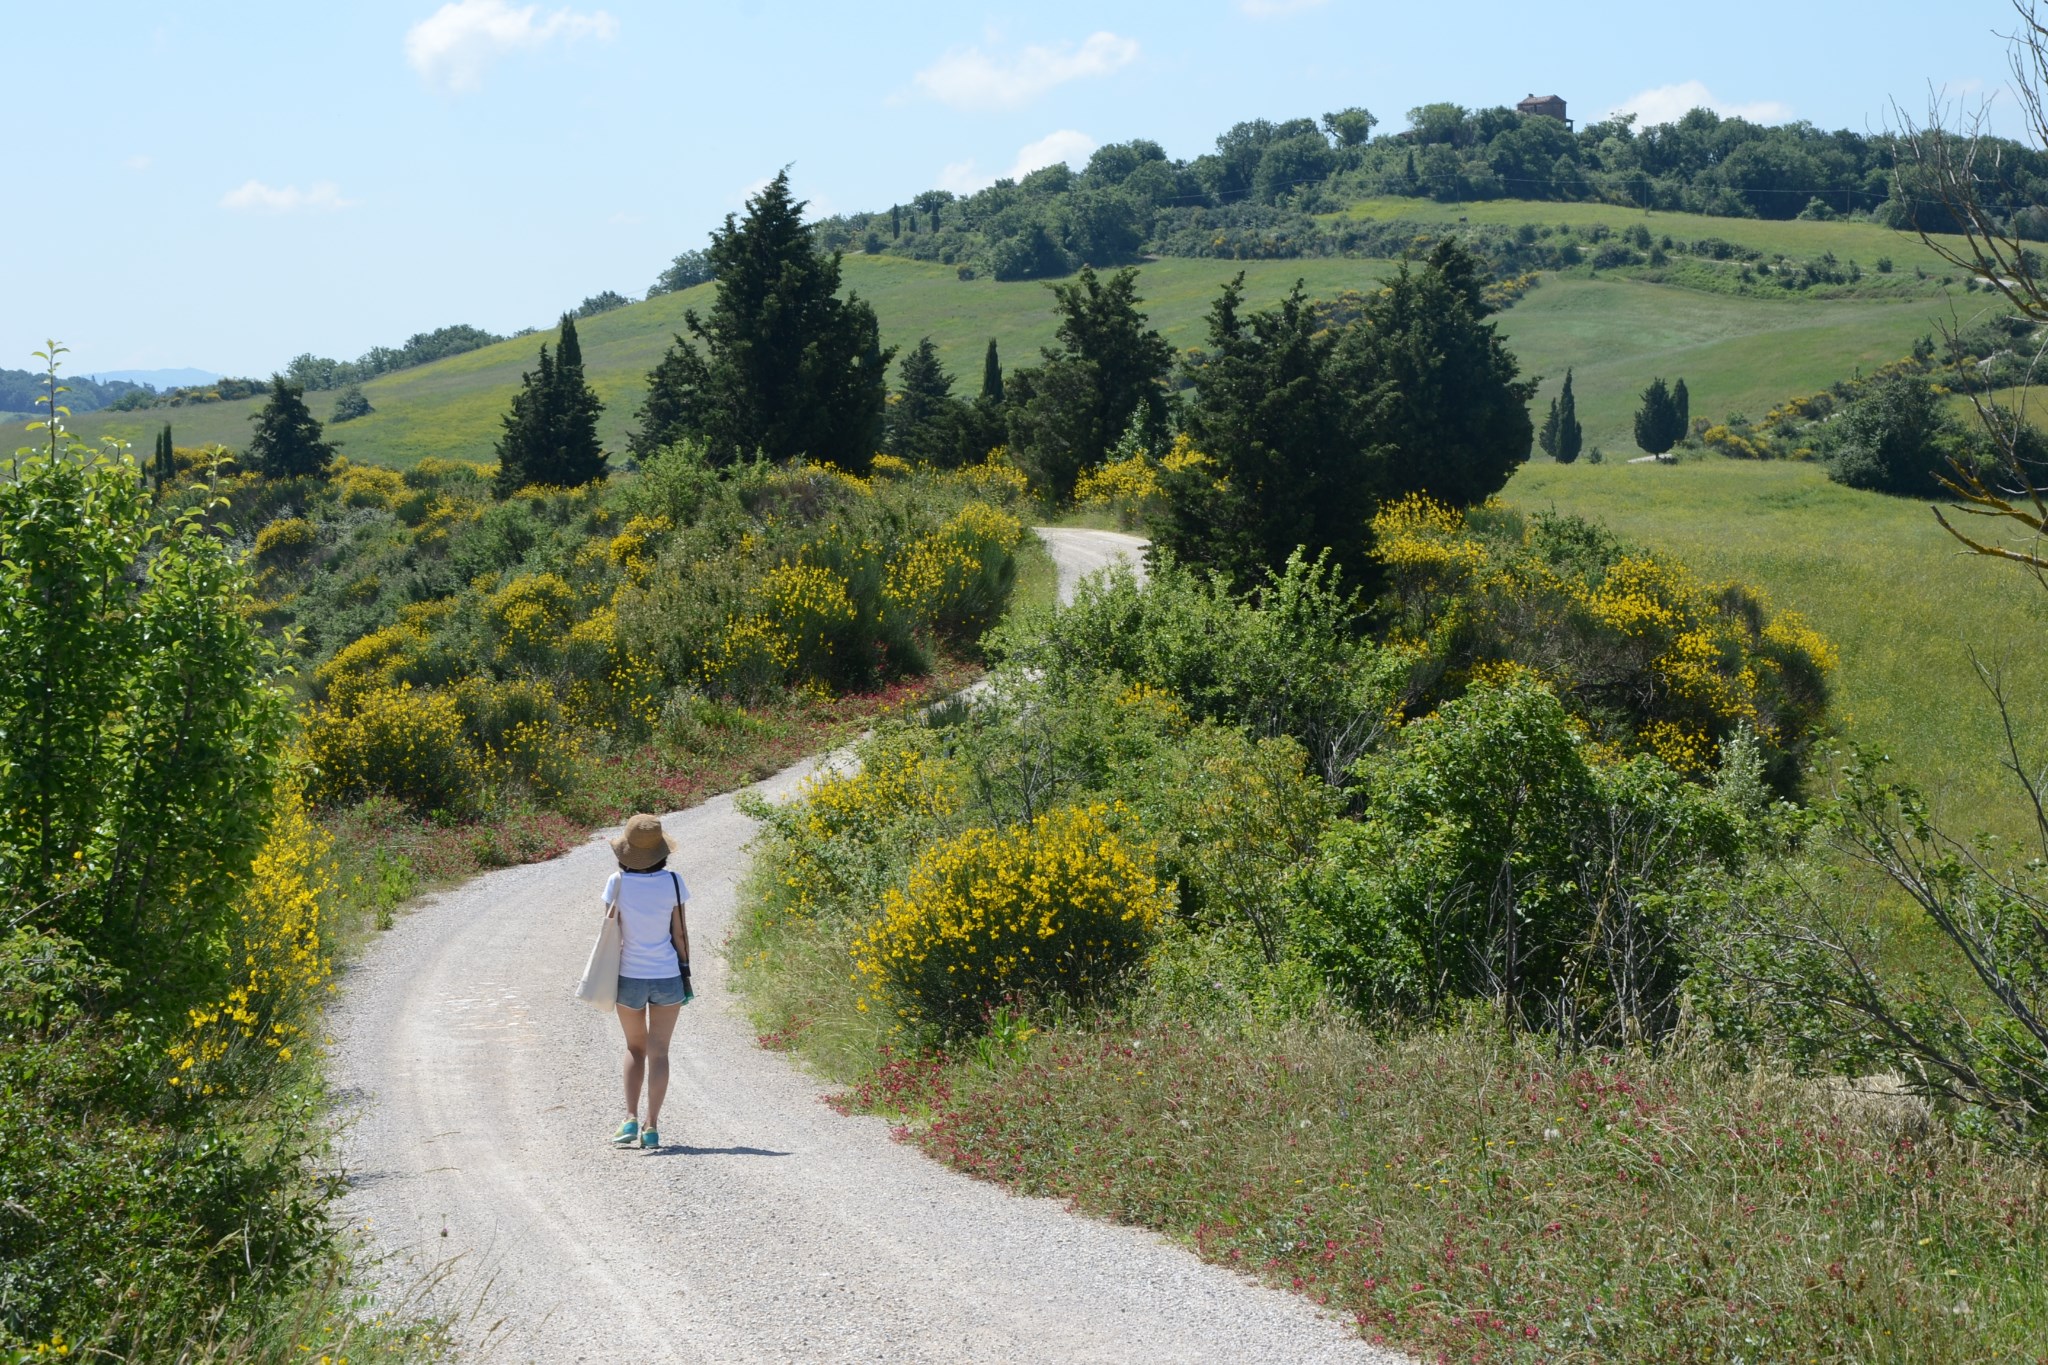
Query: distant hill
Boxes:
[
  {"xmin": 88, "ymin": 367, "xmax": 222, "ymax": 388},
  {"xmin": 55, "ymin": 199, "xmax": 1967, "ymax": 468}
]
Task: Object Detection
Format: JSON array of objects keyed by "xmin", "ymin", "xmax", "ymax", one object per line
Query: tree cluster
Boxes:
[
  {"xmin": 1538, "ymin": 369, "xmax": 1584, "ymax": 463},
  {"xmin": 1632, "ymin": 376, "xmax": 1690, "ymax": 456},
  {"xmin": 284, "ymin": 323, "xmax": 504, "ymax": 393}
]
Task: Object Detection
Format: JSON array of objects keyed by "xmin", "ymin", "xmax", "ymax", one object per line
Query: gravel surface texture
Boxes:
[{"xmin": 330, "ymin": 528, "xmax": 1406, "ymax": 1363}]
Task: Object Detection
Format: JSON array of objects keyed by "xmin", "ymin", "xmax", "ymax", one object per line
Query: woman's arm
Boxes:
[{"xmin": 670, "ymin": 903, "xmax": 690, "ymax": 966}]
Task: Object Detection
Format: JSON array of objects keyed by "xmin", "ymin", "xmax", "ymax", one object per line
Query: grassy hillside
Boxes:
[
  {"xmin": 60, "ymin": 257, "xmax": 1399, "ymax": 468},
  {"xmin": 1505, "ymin": 457, "xmax": 2048, "ymax": 840}
]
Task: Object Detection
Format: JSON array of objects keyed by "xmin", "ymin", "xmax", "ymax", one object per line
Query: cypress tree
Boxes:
[
  {"xmin": 495, "ymin": 314, "xmax": 607, "ymax": 494},
  {"xmin": 1538, "ymin": 397, "xmax": 1561, "ymax": 458},
  {"xmin": 890, "ymin": 337, "xmax": 966, "ymax": 466},
  {"xmin": 890, "ymin": 204, "xmax": 902, "ymax": 239},
  {"xmin": 1673, "ymin": 376, "xmax": 1691, "ymax": 440},
  {"xmin": 247, "ymin": 375, "xmax": 336, "ymax": 480},
  {"xmin": 1556, "ymin": 370, "xmax": 1583, "ymax": 464},
  {"xmin": 154, "ymin": 422, "xmax": 175, "ymax": 491},
  {"xmin": 1634, "ymin": 377, "xmax": 1681, "ymax": 456},
  {"xmin": 980, "ymin": 338, "xmax": 1004, "ymax": 404}
]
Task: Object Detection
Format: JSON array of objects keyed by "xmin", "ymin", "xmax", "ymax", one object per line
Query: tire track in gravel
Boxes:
[{"xmin": 330, "ymin": 527, "xmax": 1408, "ymax": 1363}]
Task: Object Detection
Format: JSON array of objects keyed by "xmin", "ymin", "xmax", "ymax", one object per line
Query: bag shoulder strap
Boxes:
[{"xmin": 669, "ymin": 870, "xmax": 683, "ymax": 909}]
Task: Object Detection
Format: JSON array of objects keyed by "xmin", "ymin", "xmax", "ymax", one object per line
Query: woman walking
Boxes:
[{"xmin": 603, "ymin": 813, "xmax": 693, "ymax": 1150}]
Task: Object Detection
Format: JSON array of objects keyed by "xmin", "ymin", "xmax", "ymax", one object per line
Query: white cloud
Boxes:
[
  {"xmin": 220, "ymin": 180, "xmax": 357, "ymax": 213},
  {"xmin": 1239, "ymin": 0, "xmax": 1328, "ymax": 15},
  {"xmin": 912, "ymin": 31, "xmax": 1137, "ymax": 110},
  {"xmin": 1611, "ymin": 80, "xmax": 1792, "ymax": 127},
  {"xmin": 935, "ymin": 130, "xmax": 1097, "ymax": 195},
  {"xmin": 405, "ymin": 0, "xmax": 617, "ymax": 94}
]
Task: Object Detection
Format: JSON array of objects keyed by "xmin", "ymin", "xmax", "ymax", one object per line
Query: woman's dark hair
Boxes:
[{"xmin": 621, "ymin": 858, "xmax": 668, "ymax": 873}]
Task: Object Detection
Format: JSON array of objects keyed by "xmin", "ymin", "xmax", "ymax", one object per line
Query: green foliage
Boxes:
[
  {"xmin": 1006, "ymin": 266, "xmax": 1173, "ymax": 500},
  {"xmin": 1157, "ymin": 242, "xmax": 1534, "ymax": 585},
  {"xmin": 285, "ymin": 322, "xmax": 504, "ymax": 393},
  {"xmin": 889, "ymin": 336, "xmax": 975, "ymax": 467},
  {"xmin": 0, "ymin": 442, "xmax": 291, "ymax": 1006},
  {"xmin": 646, "ymin": 247, "xmax": 715, "ymax": 297},
  {"xmin": 1295, "ymin": 677, "xmax": 1748, "ymax": 1040},
  {"xmin": 246, "ymin": 375, "xmax": 335, "ymax": 480},
  {"xmin": 494, "ymin": 314, "xmax": 606, "ymax": 493},
  {"xmin": 1822, "ymin": 370, "xmax": 1962, "ymax": 495},
  {"xmin": 979, "ymin": 337, "xmax": 1004, "ymax": 403},
  {"xmin": 633, "ymin": 172, "xmax": 892, "ymax": 471},
  {"xmin": 1633, "ymin": 375, "xmax": 1685, "ymax": 455},
  {"xmin": 330, "ymin": 384, "xmax": 372, "ymax": 423}
]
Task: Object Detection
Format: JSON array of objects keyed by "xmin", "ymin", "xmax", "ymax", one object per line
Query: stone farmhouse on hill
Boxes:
[{"xmin": 1517, "ymin": 93, "xmax": 1571, "ymax": 129}]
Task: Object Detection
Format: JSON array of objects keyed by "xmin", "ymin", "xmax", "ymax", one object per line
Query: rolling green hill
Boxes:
[{"xmin": 49, "ymin": 201, "xmax": 1967, "ymax": 469}]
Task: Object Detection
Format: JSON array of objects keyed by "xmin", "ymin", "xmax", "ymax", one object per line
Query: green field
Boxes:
[
  {"xmin": 57, "ymin": 256, "xmax": 1400, "ymax": 468},
  {"xmin": 1506, "ymin": 457, "xmax": 2048, "ymax": 840}
]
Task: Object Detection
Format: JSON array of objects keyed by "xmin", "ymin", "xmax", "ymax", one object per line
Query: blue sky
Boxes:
[{"xmin": 4, "ymin": 0, "xmax": 2029, "ymax": 377}]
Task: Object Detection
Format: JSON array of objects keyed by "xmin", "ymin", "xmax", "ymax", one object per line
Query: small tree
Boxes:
[
  {"xmin": 1633, "ymin": 377, "xmax": 1682, "ymax": 457},
  {"xmin": 496, "ymin": 314, "xmax": 606, "ymax": 493},
  {"xmin": 980, "ymin": 337, "xmax": 1004, "ymax": 404},
  {"xmin": 153, "ymin": 421, "xmax": 175, "ymax": 492},
  {"xmin": 331, "ymin": 386, "xmax": 372, "ymax": 423},
  {"xmin": 247, "ymin": 375, "xmax": 335, "ymax": 480},
  {"xmin": 1556, "ymin": 369, "xmax": 1584, "ymax": 464},
  {"xmin": 890, "ymin": 337, "xmax": 966, "ymax": 466},
  {"xmin": 1538, "ymin": 396, "xmax": 1561, "ymax": 458},
  {"xmin": 1673, "ymin": 376, "xmax": 1691, "ymax": 438}
]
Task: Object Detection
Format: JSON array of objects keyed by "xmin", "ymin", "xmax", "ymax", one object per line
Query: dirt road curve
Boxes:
[{"xmin": 331, "ymin": 527, "xmax": 1404, "ymax": 1364}]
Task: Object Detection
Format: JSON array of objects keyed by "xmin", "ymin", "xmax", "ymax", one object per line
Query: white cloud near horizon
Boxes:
[
  {"xmin": 1612, "ymin": 80, "xmax": 1792, "ymax": 126},
  {"xmin": 936, "ymin": 130, "xmax": 1097, "ymax": 195},
  {"xmin": 405, "ymin": 0, "xmax": 617, "ymax": 94},
  {"xmin": 220, "ymin": 180, "xmax": 357, "ymax": 213},
  {"xmin": 912, "ymin": 31, "xmax": 1137, "ymax": 110},
  {"xmin": 1239, "ymin": 0, "xmax": 1329, "ymax": 16}
]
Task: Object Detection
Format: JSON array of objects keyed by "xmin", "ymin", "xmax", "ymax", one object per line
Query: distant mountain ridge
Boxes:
[{"xmin": 89, "ymin": 367, "xmax": 222, "ymax": 388}]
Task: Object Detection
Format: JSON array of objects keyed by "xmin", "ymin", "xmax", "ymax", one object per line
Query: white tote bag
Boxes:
[{"xmin": 573, "ymin": 910, "xmax": 622, "ymax": 1009}]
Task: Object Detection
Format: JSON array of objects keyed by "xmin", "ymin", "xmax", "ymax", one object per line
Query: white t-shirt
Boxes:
[{"xmin": 604, "ymin": 869, "xmax": 690, "ymax": 979}]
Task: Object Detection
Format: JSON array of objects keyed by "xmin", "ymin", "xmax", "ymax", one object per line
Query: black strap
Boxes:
[{"xmin": 669, "ymin": 871, "xmax": 689, "ymax": 969}]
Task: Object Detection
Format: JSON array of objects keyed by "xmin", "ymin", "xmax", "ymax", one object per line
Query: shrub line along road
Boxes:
[{"xmin": 331, "ymin": 527, "xmax": 1405, "ymax": 1364}]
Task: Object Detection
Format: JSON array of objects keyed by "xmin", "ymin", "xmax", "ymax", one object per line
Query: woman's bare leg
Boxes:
[
  {"xmin": 615, "ymin": 1004, "xmax": 649, "ymax": 1120},
  {"xmin": 643, "ymin": 1002, "xmax": 682, "ymax": 1132}
]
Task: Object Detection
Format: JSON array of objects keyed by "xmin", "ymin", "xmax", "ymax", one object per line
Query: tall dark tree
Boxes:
[
  {"xmin": 889, "ymin": 337, "xmax": 967, "ymax": 466},
  {"xmin": 1633, "ymin": 377, "xmax": 1683, "ymax": 457},
  {"xmin": 890, "ymin": 204, "xmax": 902, "ymax": 239},
  {"xmin": 1155, "ymin": 278, "xmax": 1370, "ymax": 586},
  {"xmin": 1538, "ymin": 397, "xmax": 1561, "ymax": 458},
  {"xmin": 1160, "ymin": 243, "xmax": 1534, "ymax": 586},
  {"xmin": 247, "ymin": 375, "xmax": 335, "ymax": 480},
  {"xmin": 496, "ymin": 314, "xmax": 607, "ymax": 493},
  {"xmin": 1006, "ymin": 266, "xmax": 1173, "ymax": 499},
  {"xmin": 1556, "ymin": 369, "xmax": 1583, "ymax": 464},
  {"xmin": 630, "ymin": 171, "xmax": 892, "ymax": 471},
  {"xmin": 1335, "ymin": 240, "xmax": 1536, "ymax": 507},
  {"xmin": 979, "ymin": 338, "xmax": 1004, "ymax": 404},
  {"xmin": 153, "ymin": 422, "xmax": 175, "ymax": 493},
  {"xmin": 1672, "ymin": 376, "xmax": 1691, "ymax": 438}
]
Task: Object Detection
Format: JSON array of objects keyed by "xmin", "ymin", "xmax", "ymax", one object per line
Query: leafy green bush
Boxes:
[
  {"xmin": 1294, "ymin": 677, "xmax": 1752, "ymax": 1041},
  {"xmin": 306, "ymin": 684, "xmax": 484, "ymax": 816}
]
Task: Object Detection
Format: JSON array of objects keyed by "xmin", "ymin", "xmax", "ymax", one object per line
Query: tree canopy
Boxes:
[
  {"xmin": 247, "ymin": 376, "xmax": 335, "ymax": 480},
  {"xmin": 496, "ymin": 314, "xmax": 606, "ymax": 493}
]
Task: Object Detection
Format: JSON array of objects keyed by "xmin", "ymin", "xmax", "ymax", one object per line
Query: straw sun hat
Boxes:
[{"xmin": 610, "ymin": 813, "xmax": 672, "ymax": 871}]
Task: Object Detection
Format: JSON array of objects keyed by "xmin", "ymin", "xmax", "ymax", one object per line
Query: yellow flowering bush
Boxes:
[
  {"xmin": 1374, "ymin": 498, "xmax": 1833, "ymax": 787},
  {"xmin": 851, "ymin": 803, "xmax": 1167, "ymax": 1034},
  {"xmin": 307, "ymin": 683, "xmax": 484, "ymax": 815},
  {"xmin": 487, "ymin": 571, "xmax": 576, "ymax": 664},
  {"xmin": 759, "ymin": 742, "xmax": 967, "ymax": 920},
  {"xmin": 333, "ymin": 458, "xmax": 407, "ymax": 509},
  {"xmin": 762, "ymin": 560, "xmax": 859, "ymax": 682},
  {"xmin": 884, "ymin": 500, "xmax": 1024, "ymax": 640},
  {"xmin": 252, "ymin": 515, "xmax": 317, "ymax": 566},
  {"xmin": 705, "ymin": 613, "xmax": 797, "ymax": 698},
  {"xmin": 314, "ymin": 621, "xmax": 426, "ymax": 712},
  {"xmin": 946, "ymin": 451, "xmax": 1031, "ymax": 501},
  {"xmin": 167, "ymin": 768, "xmax": 333, "ymax": 1095}
]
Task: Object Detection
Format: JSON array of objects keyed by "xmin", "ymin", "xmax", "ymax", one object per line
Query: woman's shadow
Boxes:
[{"xmin": 645, "ymin": 1143, "xmax": 790, "ymax": 1158}]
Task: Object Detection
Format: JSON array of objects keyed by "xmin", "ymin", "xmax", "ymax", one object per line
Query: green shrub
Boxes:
[
  {"xmin": 306, "ymin": 684, "xmax": 484, "ymax": 816},
  {"xmin": 1294, "ymin": 677, "xmax": 1750, "ymax": 1041}
]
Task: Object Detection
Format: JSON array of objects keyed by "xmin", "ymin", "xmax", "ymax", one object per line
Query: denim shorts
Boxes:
[{"xmin": 616, "ymin": 974, "xmax": 690, "ymax": 1009}]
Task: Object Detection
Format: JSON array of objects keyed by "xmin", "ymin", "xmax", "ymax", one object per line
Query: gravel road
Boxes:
[{"xmin": 330, "ymin": 527, "xmax": 1404, "ymax": 1363}]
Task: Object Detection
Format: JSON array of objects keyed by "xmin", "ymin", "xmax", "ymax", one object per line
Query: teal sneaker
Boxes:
[
  {"xmin": 640, "ymin": 1126, "xmax": 660, "ymax": 1150},
  {"xmin": 611, "ymin": 1118, "xmax": 639, "ymax": 1146}
]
